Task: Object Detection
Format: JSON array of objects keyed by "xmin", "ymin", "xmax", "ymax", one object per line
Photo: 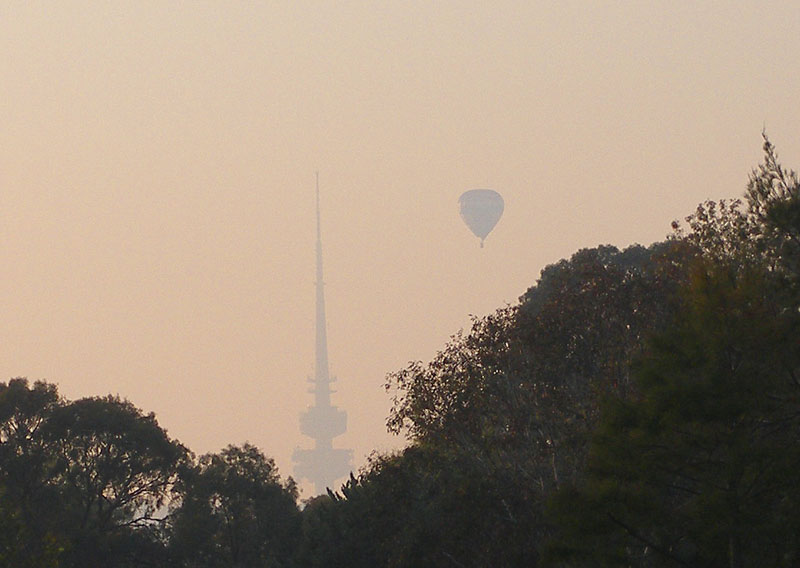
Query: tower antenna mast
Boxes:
[{"xmin": 293, "ymin": 173, "xmax": 353, "ymax": 495}]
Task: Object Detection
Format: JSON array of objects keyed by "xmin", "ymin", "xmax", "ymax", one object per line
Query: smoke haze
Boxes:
[{"xmin": 2, "ymin": 2, "xmax": 799, "ymax": 495}]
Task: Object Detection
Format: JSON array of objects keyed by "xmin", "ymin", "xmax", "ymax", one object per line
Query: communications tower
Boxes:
[{"xmin": 292, "ymin": 174, "xmax": 353, "ymax": 495}]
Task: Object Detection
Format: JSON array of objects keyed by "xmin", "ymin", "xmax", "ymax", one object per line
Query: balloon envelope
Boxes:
[{"xmin": 458, "ymin": 189, "xmax": 504, "ymax": 246}]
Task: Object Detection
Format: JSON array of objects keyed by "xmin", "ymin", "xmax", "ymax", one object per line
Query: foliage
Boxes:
[
  {"xmin": 0, "ymin": 379, "xmax": 189, "ymax": 567},
  {"xmin": 392, "ymin": 245, "xmax": 689, "ymax": 472},
  {"xmin": 46, "ymin": 396, "xmax": 189, "ymax": 527},
  {"xmin": 380, "ymin": 241, "xmax": 693, "ymax": 563},
  {"xmin": 299, "ymin": 444, "xmax": 540, "ymax": 567},
  {"xmin": 0, "ymin": 483, "xmax": 64, "ymax": 568},
  {"xmin": 678, "ymin": 135, "xmax": 800, "ymax": 289},
  {"xmin": 45, "ymin": 395, "xmax": 189, "ymax": 566},
  {"xmin": 0, "ymin": 379, "xmax": 65, "ymax": 565},
  {"xmin": 744, "ymin": 136, "xmax": 800, "ymax": 301},
  {"xmin": 3, "ymin": 136, "xmax": 797, "ymax": 567},
  {"xmin": 169, "ymin": 443, "xmax": 301, "ymax": 567},
  {"xmin": 547, "ymin": 138, "xmax": 800, "ymax": 567},
  {"xmin": 546, "ymin": 259, "xmax": 800, "ymax": 566}
]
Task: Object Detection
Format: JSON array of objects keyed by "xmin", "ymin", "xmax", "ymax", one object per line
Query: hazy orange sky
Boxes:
[{"xmin": 3, "ymin": 2, "xmax": 799, "ymax": 497}]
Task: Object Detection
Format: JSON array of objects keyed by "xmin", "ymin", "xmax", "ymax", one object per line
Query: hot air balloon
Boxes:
[{"xmin": 458, "ymin": 189, "xmax": 504, "ymax": 247}]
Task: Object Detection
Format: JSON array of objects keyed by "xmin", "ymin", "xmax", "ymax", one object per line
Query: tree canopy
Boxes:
[
  {"xmin": 3, "ymin": 136, "xmax": 798, "ymax": 567},
  {"xmin": 546, "ymin": 136, "xmax": 800, "ymax": 567},
  {"xmin": 169, "ymin": 443, "xmax": 301, "ymax": 568}
]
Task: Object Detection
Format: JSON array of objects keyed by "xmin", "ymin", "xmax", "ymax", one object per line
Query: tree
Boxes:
[
  {"xmin": 547, "ymin": 139, "xmax": 800, "ymax": 567},
  {"xmin": 0, "ymin": 379, "xmax": 66, "ymax": 565},
  {"xmin": 0, "ymin": 380, "xmax": 189, "ymax": 567},
  {"xmin": 0, "ymin": 379, "xmax": 61, "ymax": 517},
  {"xmin": 382, "ymin": 243, "xmax": 692, "ymax": 561},
  {"xmin": 0, "ymin": 482, "xmax": 64, "ymax": 568},
  {"xmin": 388, "ymin": 242, "xmax": 690, "ymax": 452},
  {"xmin": 678, "ymin": 135, "xmax": 800, "ymax": 294},
  {"xmin": 547, "ymin": 259, "xmax": 800, "ymax": 567},
  {"xmin": 299, "ymin": 444, "xmax": 540, "ymax": 568},
  {"xmin": 386, "ymin": 241, "xmax": 692, "ymax": 480},
  {"xmin": 42, "ymin": 395, "xmax": 189, "ymax": 566},
  {"xmin": 169, "ymin": 443, "xmax": 301, "ymax": 567}
]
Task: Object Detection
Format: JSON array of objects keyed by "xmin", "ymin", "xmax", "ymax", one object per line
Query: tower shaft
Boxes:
[
  {"xmin": 314, "ymin": 174, "xmax": 332, "ymax": 407},
  {"xmin": 293, "ymin": 174, "xmax": 352, "ymax": 495}
]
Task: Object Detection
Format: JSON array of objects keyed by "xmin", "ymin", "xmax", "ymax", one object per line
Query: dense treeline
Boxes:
[
  {"xmin": 2, "ymin": 138, "xmax": 798, "ymax": 567},
  {"xmin": 0, "ymin": 380, "xmax": 299, "ymax": 567}
]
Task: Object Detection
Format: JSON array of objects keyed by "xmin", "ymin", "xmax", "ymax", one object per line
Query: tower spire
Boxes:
[
  {"xmin": 293, "ymin": 173, "xmax": 353, "ymax": 495},
  {"xmin": 314, "ymin": 172, "xmax": 330, "ymax": 398}
]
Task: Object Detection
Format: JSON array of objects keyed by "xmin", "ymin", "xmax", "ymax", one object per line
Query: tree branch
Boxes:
[{"xmin": 606, "ymin": 512, "xmax": 693, "ymax": 567}]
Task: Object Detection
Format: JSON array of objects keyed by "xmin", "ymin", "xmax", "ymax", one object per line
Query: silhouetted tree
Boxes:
[
  {"xmin": 298, "ymin": 240, "xmax": 687, "ymax": 566},
  {"xmin": 547, "ymin": 137, "xmax": 800, "ymax": 567},
  {"xmin": 547, "ymin": 260, "xmax": 800, "ymax": 567},
  {"xmin": 169, "ymin": 443, "xmax": 301, "ymax": 567},
  {"xmin": 299, "ymin": 444, "xmax": 540, "ymax": 567},
  {"xmin": 0, "ymin": 379, "xmax": 66, "ymax": 565},
  {"xmin": 44, "ymin": 395, "xmax": 189, "ymax": 566},
  {"xmin": 0, "ymin": 379, "xmax": 188, "ymax": 567}
]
